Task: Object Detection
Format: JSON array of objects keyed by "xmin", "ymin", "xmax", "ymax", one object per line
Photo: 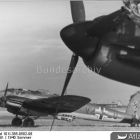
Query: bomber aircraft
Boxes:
[
  {"xmin": 0, "ymin": 83, "xmax": 90, "ymax": 128},
  {"xmin": 1, "ymin": 83, "xmax": 140, "ymax": 127}
]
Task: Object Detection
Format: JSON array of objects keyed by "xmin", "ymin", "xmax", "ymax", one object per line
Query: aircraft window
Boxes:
[
  {"xmin": 120, "ymin": 50, "xmax": 128, "ymax": 55},
  {"xmin": 128, "ymin": 45, "xmax": 135, "ymax": 49}
]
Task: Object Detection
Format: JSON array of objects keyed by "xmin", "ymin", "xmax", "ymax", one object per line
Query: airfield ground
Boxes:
[{"xmin": 0, "ymin": 109, "xmax": 140, "ymax": 131}]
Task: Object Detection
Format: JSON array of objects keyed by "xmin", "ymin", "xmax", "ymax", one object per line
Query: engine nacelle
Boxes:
[{"xmin": 6, "ymin": 101, "xmax": 22, "ymax": 108}]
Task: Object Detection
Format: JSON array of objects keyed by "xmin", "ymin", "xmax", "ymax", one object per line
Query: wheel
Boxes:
[
  {"xmin": 131, "ymin": 120, "xmax": 137, "ymax": 127},
  {"xmin": 131, "ymin": 118, "xmax": 139, "ymax": 127},
  {"xmin": 23, "ymin": 118, "xmax": 35, "ymax": 127},
  {"xmin": 99, "ymin": 115, "xmax": 103, "ymax": 120},
  {"xmin": 11, "ymin": 117, "xmax": 22, "ymax": 127},
  {"xmin": 131, "ymin": 122, "xmax": 136, "ymax": 127}
]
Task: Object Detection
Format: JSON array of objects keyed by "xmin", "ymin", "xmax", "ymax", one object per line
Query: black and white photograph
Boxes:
[{"xmin": 1, "ymin": 0, "xmax": 140, "ymax": 133}]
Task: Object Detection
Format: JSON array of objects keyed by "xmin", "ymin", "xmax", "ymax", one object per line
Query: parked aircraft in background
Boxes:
[
  {"xmin": 57, "ymin": 91, "xmax": 140, "ymax": 127},
  {"xmin": 1, "ymin": 83, "xmax": 140, "ymax": 127},
  {"xmin": 0, "ymin": 83, "xmax": 90, "ymax": 127}
]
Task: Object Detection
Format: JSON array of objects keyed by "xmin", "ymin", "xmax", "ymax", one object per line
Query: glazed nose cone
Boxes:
[{"xmin": 60, "ymin": 22, "xmax": 98, "ymax": 59}]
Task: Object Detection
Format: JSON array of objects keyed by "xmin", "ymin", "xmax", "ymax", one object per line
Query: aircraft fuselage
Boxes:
[{"xmin": 84, "ymin": 12, "xmax": 140, "ymax": 87}]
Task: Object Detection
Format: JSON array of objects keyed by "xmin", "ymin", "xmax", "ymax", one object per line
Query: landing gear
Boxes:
[
  {"xmin": 131, "ymin": 122, "xmax": 136, "ymax": 127},
  {"xmin": 11, "ymin": 117, "xmax": 22, "ymax": 127},
  {"xmin": 130, "ymin": 122, "xmax": 139, "ymax": 127},
  {"xmin": 99, "ymin": 115, "xmax": 103, "ymax": 120},
  {"xmin": 130, "ymin": 118, "xmax": 139, "ymax": 127},
  {"xmin": 23, "ymin": 118, "xmax": 35, "ymax": 127},
  {"xmin": 11, "ymin": 115, "xmax": 35, "ymax": 127}
]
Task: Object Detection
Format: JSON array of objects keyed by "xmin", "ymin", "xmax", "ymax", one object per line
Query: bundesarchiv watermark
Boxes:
[
  {"xmin": 36, "ymin": 65, "xmax": 102, "ymax": 75},
  {"xmin": 111, "ymin": 132, "xmax": 140, "ymax": 140}
]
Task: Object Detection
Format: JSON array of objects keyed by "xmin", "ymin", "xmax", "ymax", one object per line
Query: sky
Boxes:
[{"xmin": 0, "ymin": 0, "xmax": 139, "ymax": 104}]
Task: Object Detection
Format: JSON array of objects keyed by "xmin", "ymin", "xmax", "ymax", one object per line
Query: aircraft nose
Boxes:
[
  {"xmin": 60, "ymin": 24, "xmax": 78, "ymax": 48},
  {"xmin": 61, "ymin": 25, "xmax": 74, "ymax": 39},
  {"xmin": 60, "ymin": 22, "xmax": 99, "ymax": 59}
]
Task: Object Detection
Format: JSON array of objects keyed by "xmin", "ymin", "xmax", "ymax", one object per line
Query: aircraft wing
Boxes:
[
  {"xmin": 22, "ymin": 95, "xmax": 91, "ymax": 114},
  {"xmin": 56, "ymin": 103, "xmax": 134, "ymax": 125},
  {"xmin": 57, "ymin": 112, "xmax": 133, "ymax": 125}
]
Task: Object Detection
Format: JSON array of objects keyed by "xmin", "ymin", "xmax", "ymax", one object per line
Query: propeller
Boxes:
[
  {"xmin": 61, "ymin": 54, "xmax": 78, "ymax": 96},
  {"xmin": 4, "ymin": 83, "xmax": 8, "ymax": 99},
  {"xmin": 0, "ymin": 83, "xmax": 9, "ymax": 107},
  {"xmin": 61, "ymin": 0, "xmax": 86, "ymax": 96},
  {"xmin": 50, "ymin": 0, "xmax": 86, "ymax": 131}
]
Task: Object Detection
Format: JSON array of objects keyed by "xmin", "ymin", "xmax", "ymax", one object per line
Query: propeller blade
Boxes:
[
  {"xmin": 50, "ymin": 116, "xmax": 56, "ymax": 131},
  {"xmin": 51, "ymin": 1, "xmax": 85, "ymax": 130},
  {"xmin": 61, "ymin": 54, "xmax": 78, "ymax": 97},
  {"xmin": 50, "ymin": 107, "xmax": 59, "ymax": 131},
  {"xmin": 70, "ymin": 1, "xmax": 85, "ymax": 23},
  {"xmin": 4, "ymin": 83, "xmax": 8, "ymax": 98},
  {"xmin": 61, "ymin": 1, "xmax": 86, "ymax": 96},
  {"xmin": 0, "ymin": 83, "xmax": 9, "ymax": 107},
  {"xmin": 50, "ymin": 54, "xmax": 78, "ymax": 130}
]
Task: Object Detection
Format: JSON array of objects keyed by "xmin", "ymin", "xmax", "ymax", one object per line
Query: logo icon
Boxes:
[
  {"xmin": 117, "ymin": 134, "xmax": 127, "ymax": 140},
  {"xmin": 111, "ymin": 132, "xmax": 140, "ymax": 140}
]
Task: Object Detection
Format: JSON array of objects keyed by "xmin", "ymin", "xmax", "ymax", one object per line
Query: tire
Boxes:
[
  {"xmin": 11, "ymin": 117, "xmax": 22, "ymax": 127},
  {"xmin": 131, "ymin": 122, "xmax": 136, "ymax": 127},
  {"xmin": 23, "ymin": 118, "xmax": 34, "ymax": 127}
]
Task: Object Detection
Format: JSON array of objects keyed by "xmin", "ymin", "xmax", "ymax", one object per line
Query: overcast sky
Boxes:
[{"xmin": 0, "ymin": 0, "xmax": 139, "ymax": 104}]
